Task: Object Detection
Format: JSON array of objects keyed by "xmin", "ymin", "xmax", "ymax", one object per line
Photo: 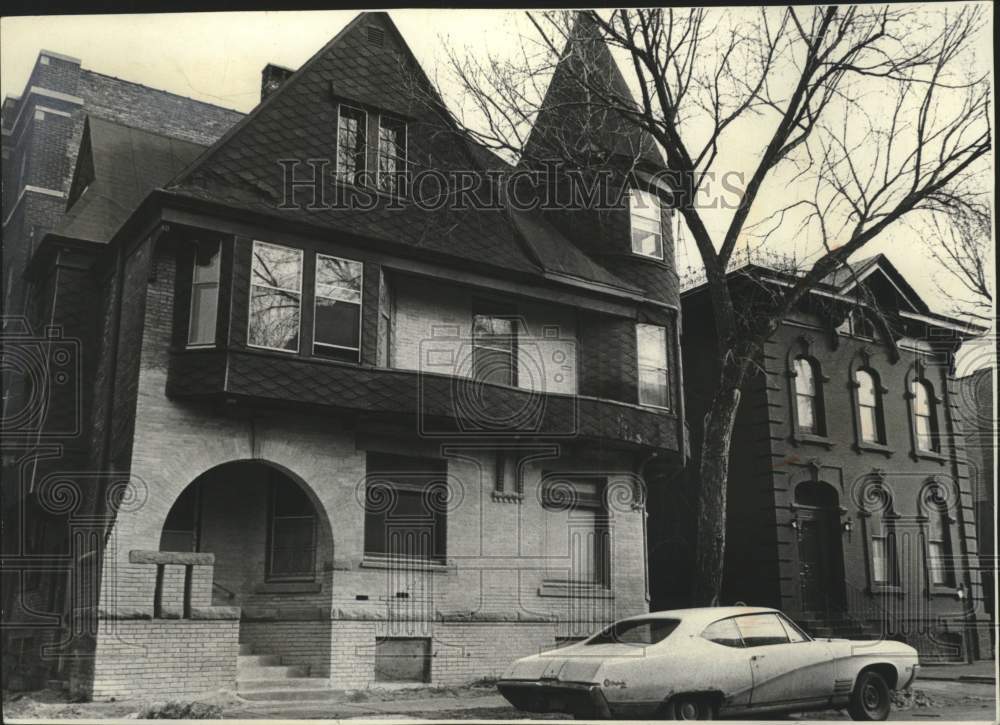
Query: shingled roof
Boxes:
[
  {"xmin": 54, "ymin": 115, "xmax": 206, "ymax": 244},
  {"xmin": 162, "ymin": 11, "xmax": 635, "ymax": 293},
  {"xmin": 522, "ymin": 12, "xmax": 665, "ymax": 171}
]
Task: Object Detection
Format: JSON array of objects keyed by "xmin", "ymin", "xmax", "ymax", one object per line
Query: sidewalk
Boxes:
[{"xmin": 919, "ymin": 659, "xmax": 997, "ymax": 684}]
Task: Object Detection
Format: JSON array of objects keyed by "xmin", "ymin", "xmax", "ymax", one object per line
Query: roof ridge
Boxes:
[{"xmin": 82, "ymin": 68, "xmax": 245, "ymax": 116}]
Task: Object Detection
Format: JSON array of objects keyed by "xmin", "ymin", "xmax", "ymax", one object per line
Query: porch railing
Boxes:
[{"xmin": 129, "ymin": 550, "xmax": 215, "ymax": 619}]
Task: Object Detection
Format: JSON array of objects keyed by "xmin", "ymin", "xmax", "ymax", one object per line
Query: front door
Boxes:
[{"xmin": 797, "ymin": 510, "xmax": 844, "ymax": 613}]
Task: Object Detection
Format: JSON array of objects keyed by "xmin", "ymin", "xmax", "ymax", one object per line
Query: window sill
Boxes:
[
  {"xmin": 538, "ymin": 581, "xmax": 613, "ymax": 599},
  {"xmin": 853, "ymin": 442, "xmax": 895, "ymax": 457},
  {"xmin": 911, "ymin": 449, "xmax": 947, "ymax": 464},
  {"xmin": 360, "ymin": 556, "xmax": 452, "ymax": 573},
  {"xmin": 791, "ymin": 433, "xmax": 835, "ymax": 449},
  {"xmin": 255, "ymin": 582, "xmax": 321, "ymax": 594},
  {"xmin": 928, "ymin": 584, "xmax": 960, "ymax": 597},
  {"xmin": 869, "ymin": 584, "xmax": 904, "ymax": 596}
]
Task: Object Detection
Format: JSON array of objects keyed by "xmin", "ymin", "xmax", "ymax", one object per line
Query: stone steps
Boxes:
[{"xmin": 236, "ymin": 643, "xmax": 330, "ymax": 700}]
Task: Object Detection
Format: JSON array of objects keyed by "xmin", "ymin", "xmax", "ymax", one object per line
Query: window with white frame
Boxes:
[
  {"xmin": 793, "ymin": 357, "xmax": 824, "ymax": 435},
  {"xmin": 313, "ymin": 254, "xmax": 363, "ymax": 361},
  {"xmin": 629, "ymin": 189, "xmax": 663, "ymax": 259},
  {"xmin": 912, "ymin": 380, "xmax": 940, "ymax": 452},
  {"xmin": 187, "ymin": 240, "xmax": 221, "ymax": 346},
  {"xmin": 336, "ymin": 105, "xmax": 367, "ymax": 184},
  {"xmin": 855, "ymin": 369, "xmax": 886, "ymax": 444},
  {"xmin": 248, "ymin": 241, "xmax": 303, "ymax": 352},
  {"xmin": 637, "ymin": 323, "xmax": 669, "ymax": 408},
  {"xmin": 377, "ymin": 116, "xmax": 407, "ymax": 194}
]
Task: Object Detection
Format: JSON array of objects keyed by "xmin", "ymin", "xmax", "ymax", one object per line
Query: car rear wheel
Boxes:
[
  {"xmin": 848, "ymin": 670, "xmax": 892, "ymax": 721},
  {"xmin": 663, "ymin": 694, "xmax": 715, "ymax": 720}
]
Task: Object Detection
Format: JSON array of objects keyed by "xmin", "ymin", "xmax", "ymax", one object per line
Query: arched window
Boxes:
[
  {"xmin": 911, "ymin": 380, "xmax": 940, "ymax": 452},
  {"xmin": 855, "ymin": 369, "xmax": 886, "ymax": 444},
  {"xmin": 922, "ymin": 481, "xmax": 956, "ymax": 589},
  {"xmin": 793, "ymin": 357, "xmax": 825, "ymax": 436}
]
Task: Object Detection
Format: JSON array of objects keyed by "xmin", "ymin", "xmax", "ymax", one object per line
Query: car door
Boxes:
[{"xmin": 735, "ymin": 613, "xmax": 835, "ymax": 707}]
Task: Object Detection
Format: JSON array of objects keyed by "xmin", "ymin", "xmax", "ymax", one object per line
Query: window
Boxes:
[
  {"xmin": 377, "ymin": 270, "xmax": 393, "ymax": 368},
  {"xmin": 472, "ymin": 310, "xmax": 517, "ymax": 386},
  {"xmin": 364, "ymin": 453, "xmax": 447, "ymax": 563},
  {"xmin": 585, "ymin": 618, "xmax": 679, "ymax": 646},
  {"xmin": 637, "ymin": 323, "xmax": 669, "ymax": 408},
  {"xmin": 249, "ymin": 241, "xmax": 302, "ymax": 351},
  {"xmin": 313, "ymin": 254, "xmax": 363, "ymax": 361},
  {"xmin": 778, "ymin": 614, "xmax": 809, "ymax": 643},
  {"xmin": 734, "ymin": 613, "xmax": 790, "ymax": 647},
  {"xmin": 187, "ymin": 241, "xmax": 221, "ymax": 346},
  {"xmin": 855, "ymin": 369, "xmax": 886, "ymax": 444},
  {"xmin": 849, "ymin": 309, "xmax": 876, "ymax": 339},
  {"xmin": 629, "ymin": 189, "xmax": 663, "ymax": 259},
  {"xmin": 912, "ymin": 380, "xmax": 940, "ymax": 452},
  {"xmin": 927, "ymin": 510, "xmax": 955, "ymax": 586},
  {"xmin": 267, "ymin": 480, "xmax": 316, "ymax": 581},
  {"xmin": 541, "ymin": 476, "xmax": 610, "ymax": 586},
  {"xmin": 871, "ymin": 520, "xmax": 900, "ymax": 587},
  {"xmin": 377, "ymin": 116, "xmax": 407, "ymax": 194},
  {"xmin": 336, "ymin": 105, "xmax": 367, "ymax": 184},
  {"xmin": 701, "ymin": 617, "xmax": 744, "ymax": 647},
  {"xmin": 793, "ymin": 357, "xmax": 824, "ymax": 435}
]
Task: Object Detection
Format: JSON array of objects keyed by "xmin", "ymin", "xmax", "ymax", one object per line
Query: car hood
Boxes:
[{"xmin": 501, "ymin": 643, "xmax": 649, "ymax": 683}]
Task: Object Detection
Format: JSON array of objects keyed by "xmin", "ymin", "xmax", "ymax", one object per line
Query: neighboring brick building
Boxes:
[
  {"xmin": 667, "ymin": 258, "xmax": 991, "ymax": 662},
  {"xmin": 2, "ymin": 12, "xmax": 685, "ymax": 699}
]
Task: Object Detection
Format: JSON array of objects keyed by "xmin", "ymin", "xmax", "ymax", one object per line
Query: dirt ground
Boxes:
[{"xmin": 3, "ymin": 679, "xmax": 996, "ymax": 721}]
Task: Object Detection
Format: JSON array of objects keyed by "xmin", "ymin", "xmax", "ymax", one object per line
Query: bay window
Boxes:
[
  {"xmin": 472, "ymin": 309, "xmax": 517, "ymax": 386},
  {"xmin": 629, "ymin": 189, "xmax": 663, "ymax": 259},
  {"xmin": 313, "ymin": 253, "xmax": 363, "ymax": 361},
  {"xmin": 637, "ymin": 323, "xmax": 669, "ymax": 408},
  {"xmin": 187, "ymin": 240, "xmax": 220, "ymax": 346},
  {"xmin": 248, "ymin": 241, "xmax": 303, "ymax": 352}
]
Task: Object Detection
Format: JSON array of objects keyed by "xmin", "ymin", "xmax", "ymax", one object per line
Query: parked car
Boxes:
[{"xmin": 497, "ymin": 606, "xmax": 918, "ymax": 720}]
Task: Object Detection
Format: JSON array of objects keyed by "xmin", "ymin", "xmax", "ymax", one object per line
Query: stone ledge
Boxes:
[{"xmin": 129, "ymin": 550, "xmax": 215, "ymax": 566}]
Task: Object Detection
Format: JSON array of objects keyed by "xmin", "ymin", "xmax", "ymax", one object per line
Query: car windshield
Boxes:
[{"xmin": 585, "ymin": 618, "xmax": 680, "ymax": 646}]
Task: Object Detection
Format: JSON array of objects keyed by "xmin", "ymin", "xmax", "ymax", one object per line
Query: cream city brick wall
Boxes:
[
  {"xmin": 90, "ymin": 620, "xmax": 238, "ymax": 701},
  {"xmin": 391, "ymin": 275, "xmax": 578, "ymax": 395}
]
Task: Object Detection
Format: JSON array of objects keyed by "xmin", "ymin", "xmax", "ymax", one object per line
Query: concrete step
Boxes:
[
  {"xmin": 237, "ymin": 677, "xmax": 329, "ymax": 692},
  {"xmin": 238, "ymin": 664, "xmax": 310, "ymax": 679},
  {"xmin": 237, "ymin": 685, "xmax": 337, "ymax": 702},
  {"xmin": 239, "ymin": 642, "xmax": 254, "ymax": 656},
  {"xmin": 238, "ymin": 654, "xmax": 281, "ymax": 667}
]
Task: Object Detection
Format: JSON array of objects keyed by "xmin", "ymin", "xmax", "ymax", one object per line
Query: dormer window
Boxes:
[
  {"xmin": 629, "ymin": 189, "xmax": 663, "ymax": 260},
  {"xmin": 336, "ymin": 105, "xmax": 367, "ymax": 184},
  {"xmin": 377, "ymin": 116, "xmax": 407, "ymax": 195},
  {"xmin": 848, "ymin": 309, "xmax": 876, "ymax": 339}
]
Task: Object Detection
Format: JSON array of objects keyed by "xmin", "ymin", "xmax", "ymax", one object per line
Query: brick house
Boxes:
[
  {"xmin": 665, "ymin": 257, "xmax": 990, "ymax": 662},
  {"xmin": 2, "ymin": 12, "xmax": 686, "ymax": 699}
]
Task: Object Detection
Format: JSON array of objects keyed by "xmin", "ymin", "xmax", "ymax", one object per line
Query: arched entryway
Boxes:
[
  {"xmin": 794, "ymin": 481, "xmax": 846, "ymax": 614},
  {"xmin": 159, "ymin": 460, "xmax": 334, "ymax": 606}
]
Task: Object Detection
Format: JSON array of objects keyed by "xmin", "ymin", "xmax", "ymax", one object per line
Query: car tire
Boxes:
[
  {"xmin": 663, "ymin": 694, "xmax": 715, "ymax": 720},
  {"xmin": 848, "ymin": 670, "xmax": 892, "ymax": 721}
]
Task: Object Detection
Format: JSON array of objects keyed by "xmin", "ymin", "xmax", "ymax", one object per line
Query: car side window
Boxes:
[
  {"xmin": 734, "ymin": 614, "xmax": 790, "ymax": 647},
  {"xmin": 779, "ymin": 614, "xmax": 809, "ymax": 643},
  {"xmin": 701, "ymin": 618, "xmax": 744, "ymax": 648}
]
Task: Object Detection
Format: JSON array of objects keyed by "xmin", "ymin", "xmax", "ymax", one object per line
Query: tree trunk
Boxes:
[{"xmin": 691, "ymin": 381, "xmax": 742, "ymax": 606}]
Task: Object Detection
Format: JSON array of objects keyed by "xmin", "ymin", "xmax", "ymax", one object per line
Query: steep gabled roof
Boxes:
[
  {"xmin": 53, "ymin": 115, "xmax": 206, "ymax": 244},
  {"xmin": 162, "ymin": 11, "xmax": 633, "ymax": 292},
  {"xmin": 522, "ymin": 12, "xmax": 665, "ymax": 170},
  {"xmin": 823, "ymin": 254, "xmax": 930, "ymax": 315}
]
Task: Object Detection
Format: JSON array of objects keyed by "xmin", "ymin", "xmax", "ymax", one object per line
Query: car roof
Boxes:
[{"xmin": 618, "ymin": 606, "xmax": 781, "ymax": 627}]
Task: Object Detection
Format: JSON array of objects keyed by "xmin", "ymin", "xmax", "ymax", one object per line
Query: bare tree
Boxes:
[
  {"xmin": 923, "ymin": 198, "xmax": 993, "ymax": 323},
  {"xmin": 433, "ymin": 5, "xmax": 991, "ymax": 605}
]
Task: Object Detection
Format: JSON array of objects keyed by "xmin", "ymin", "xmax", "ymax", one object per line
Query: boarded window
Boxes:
[{"xmin": 374, "ymin": 638, "xmax": 430, "ymax": 682}]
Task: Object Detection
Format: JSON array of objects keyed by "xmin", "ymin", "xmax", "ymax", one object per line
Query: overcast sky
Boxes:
[{"xmin": 1, "ymin": 8, "xmax": 995, "ymax": 370}]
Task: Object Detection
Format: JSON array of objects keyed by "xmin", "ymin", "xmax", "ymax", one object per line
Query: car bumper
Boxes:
[{"xmin": 497, "ymin": 679, "xmax": 612, "ymax": 718}]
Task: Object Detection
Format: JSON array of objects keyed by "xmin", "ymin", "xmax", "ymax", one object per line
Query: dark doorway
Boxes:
[{"xmin": 795, "ymin": 482, "xmax": 846, "ymax": 614}]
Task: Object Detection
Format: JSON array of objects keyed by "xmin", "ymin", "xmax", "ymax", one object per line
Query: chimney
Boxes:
[{"xmin": 261, "ymin": 63, "xmax": 294, "ymax": 102}]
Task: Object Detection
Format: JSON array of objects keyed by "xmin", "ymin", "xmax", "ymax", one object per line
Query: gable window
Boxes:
[
  {"xmin": 541, "ymin": 476, "xmax": 610, "ymax": 587},
  {"xmin": 637, "ymin": 323, "xmax": 669, "ymax": 408},
  {"xmin": 793, "ymin": 357, "xmax": 825, "ymax": 435},
  {"xmin": 855, "ymin": 369, "xmax": 886, "ymax": 444},
  {"xmin": 313, "ymin": 254, "xmax": 363, "ymax": 361},
  {"xmin": 188, "ymin": 240, "xmax": 221, "ymax": 346},
  {"xmin": 377, "ymin": 116, "xmax": 407, "ymax": 194},
  {"xmin": 364, "ymin": 452, "xmax": 447, "ymax": 563},
  {"xmin": 267, "ymin": 480, "xmax": 317, "ymax": 581},
  {"xmin": 849, "ymin": 309, "xmax": 876, "ymax": 339},
  {"xmin": 336, "ymin": 105, "xmax": 367, "ymax": 184},
  {"xmin": 377, "ymin": 269, "xmax": 394, "ymax": 368},
  {"xmin": 249, "ymin": 241, "xmax": 302, "ymax": 352},
  {"xmin": 472, "ymin": 308, "xmax": 517, "ymax": 386},
  {"xmin": 912, "ymin": 380, "xmax": 940, "ymax": 452},
  {"xmin": 629, "ymin": 189, "xmax": 663, "ymax": 259}
]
